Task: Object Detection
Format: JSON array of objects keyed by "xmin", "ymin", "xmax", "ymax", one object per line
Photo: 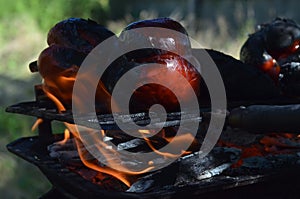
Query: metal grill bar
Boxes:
[{"xmin": 5, "ymin": 101, "xmax": 202, "ymax": 130}]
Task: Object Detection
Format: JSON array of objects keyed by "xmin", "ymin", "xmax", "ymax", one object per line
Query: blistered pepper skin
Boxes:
[
  {"xmin": 47, "ymin": 18, "xmax": 115, "ymax": 53},
  {"xmin": 106, "ymin": 18, "xmax": 200, "ymax": 113},
  {"xmin": 240, "ymin": 18, "xmax": 300, "ymax": 82}
]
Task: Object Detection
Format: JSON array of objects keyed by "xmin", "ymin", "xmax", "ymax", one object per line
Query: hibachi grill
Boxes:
[{"xmin": 6, "ymin": 17, "xmax": 300, "ymax": 198}]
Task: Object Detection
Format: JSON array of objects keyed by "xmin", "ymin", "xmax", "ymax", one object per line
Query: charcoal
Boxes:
[
  {"xmin": 117, "ymin": 138, "xmax": 145, "ymax": 151},
  {"xmin": 226, "ymin": 153, "xmax": 300, "ymax": 176},
  {"xmin": 196, "ymin": 163, "xmax": 231, "ymax": 180},
  {"xmin": 47, "ymin": 138, "xmax": 76, "ymax": 152},
  {"xmin": 48, "ymin": 135, "xmax": 168, "ymax": 171},
  {"xmin": 127, "ymin": 147, "xmax": 241, "ymax": 193},
  {"xmin": 175, "ymin": 147, "xmax": 241, "ymax": 185},
  {"xmin": 48, "ymin": 138, "xmax": 94, "ymax": 163},
  {"xmin": 127, "ymin": 163, "xmax": 178, "ymax": 193},
  {"xmin": 243, "ymin": 154, "xmax": 300, "ymax": 169},
  {"xmin": 219, "ymin": 127, "xmax": 261, "ymax": 146},
  {"xmin": 260, "ymin": 134, "xmax": 300, "ymax": 148}
]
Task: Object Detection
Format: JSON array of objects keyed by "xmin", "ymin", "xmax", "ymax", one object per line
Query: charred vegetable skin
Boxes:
[
  {"xmin": 38, "ymin": 18, "xmax": 115, "ymax": 112},
  {"xmin": 120, "ymin": 17, "xmax": 190, "ymax": 61},
  {"xmin": 37, "ymin": 17, "xmax": 283, "ymax": 114},
  {"xmin": 200, "ymin": 49, "xmax": 280, "ymax": 103},
  {"xmin": 39, "ymin": 17, "xmax": 199, "ymax": 113},
  {"xmin": 103, "ymin": 17, "xmax": 281, "ymax": 112},
  {"xmin": 38, "ymin": 45, "xmax": 84, "ymax": 106},
  {"xmin": 240, "ymin": 18, "xmax": 300, "ymax": 82},
  {"xmin": 47, "ymin": 18, "xmax": 115, "ymax": 53},
  {"xmin": 38, "ymin": 45, "xmax": 112, "ymax": 111},
  {"xmin": 104, "ymin": 18, "xmax": 201, "ymax": 113}
]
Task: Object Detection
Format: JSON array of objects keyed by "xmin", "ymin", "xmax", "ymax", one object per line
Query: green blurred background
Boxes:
[{"xmin": 0, "ymin": 0, "xmax": 299, "ymax": 198}]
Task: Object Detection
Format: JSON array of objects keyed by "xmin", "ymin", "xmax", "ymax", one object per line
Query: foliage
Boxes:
[{"xmin": 0, "ymin": 0, "xmax": 110, "ymax": 31}]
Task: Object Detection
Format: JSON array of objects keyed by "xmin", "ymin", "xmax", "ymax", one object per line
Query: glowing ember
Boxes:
[{"xmin": 218, "ymin": 132, "xmax": 300, "ymax": 168}]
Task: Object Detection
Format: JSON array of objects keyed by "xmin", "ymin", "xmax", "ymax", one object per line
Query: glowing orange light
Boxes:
[
  {"xmin": 141, "ymin": 129, "xmax": 192, "ymax": 158},
  {"xmin": 56, "ymin": 129, "xmax": 71, "ymax": 145},
  {"xmin": 41, "ymin": 81, "xmax": 155, "ymax": 187},
  {"xmin": 31, "ymin": 118, "xmax": 43, "ymax": 131}
]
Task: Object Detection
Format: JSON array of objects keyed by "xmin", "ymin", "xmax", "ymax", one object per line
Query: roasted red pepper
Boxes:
[
  {"xmin": 47, "ymin": 18, "xmax": 115, "ymax": 53},
  {"xmin": 240, "ymin": 18, "xmax": 300, "ymax": 83},
  {"xmin": 110, "ymin": 18, "xmax": 201, "ymax": 113}
]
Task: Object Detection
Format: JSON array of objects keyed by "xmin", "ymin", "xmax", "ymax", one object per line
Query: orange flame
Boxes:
[
  {"xmin": 39, "ymin": 66, "xmax": 199, "ymax": 187},
  {"xmin": 74, "ymin": 138, "xmax": 132, "ymax": 187},
  {"xmin": 56, "ymin": 129, "xmax": 71, "ymax": 145},
  {"xmin": 43, "ymin": 86, "xmax": 66, "ymax": 112},
  {"xmin": 31, "ymin": 118, "xmax": 43, "ymax": 131},
  {"xmin": 139, "ymin": 129, "xmax": 192, "ymax": 158},
  {"xmin": 40, "ymin": 78, "xmax": 156, "ymax": 187}
]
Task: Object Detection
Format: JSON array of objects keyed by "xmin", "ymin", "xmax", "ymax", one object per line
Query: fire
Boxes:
[
  {"xmin": 56, "ymin": 129, "xmax": 71, "ymax": 145},
  {"xmin": 31, "ymin": 118, "xmax": 43, "ymax": 131},
  {"xmin": 34, "ymin": 46, "xmax": 202, "ymax": 188},
  {"xmin": 42, "ymin": 96, "xmax": 153, "ymax": 186},
  {"xmin": 40, "ymin": 75, "xmax": 198, "ymax": 187},
  {"xmin": 43, "ymin": 86, "xmax": 66, "ymax": 112},
  {"xmin": 41, "ymin": 63, "xmax": 118, "ymax": 114},
  {"xmin": 140, "ymin": 129, "xmax": 194, "ymax": 158},
  {"xmin": 42, "ymin": 78, "xmax": 136, "ymax": 185},
  {"xmin": 38, "ymin": 69, "xmax": 300, "ymax": 187},
  {"xmin": 74, "ymin": 138, "xmax": 132, "ymax": 187}
]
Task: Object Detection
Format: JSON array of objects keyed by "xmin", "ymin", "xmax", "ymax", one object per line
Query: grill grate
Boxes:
[
  {"xmin": 6, "ymin": 84, "xmax": 300, "ymax": 198},
  {"xmin": 7, "ymin": 135, "xmax": 300, "ymax": 199},
  {"xmin": 5, "ymin": 101, "xmax": 202, "ymax": 131}
]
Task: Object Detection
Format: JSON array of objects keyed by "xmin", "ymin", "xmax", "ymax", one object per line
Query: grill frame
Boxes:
[
  {"xmin": 6, "ymin": 84, "xmax": 300, "ymax": 198},
  {"xmin": 7, "ymin": 135, "xmax": 300, "ymax": 199}
]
